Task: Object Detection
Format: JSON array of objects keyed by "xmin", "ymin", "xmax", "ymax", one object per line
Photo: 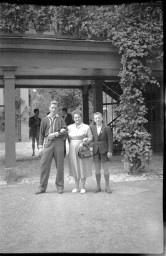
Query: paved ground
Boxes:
[{"xmin": 0, "ymin": 142, "xmax": 164, "ymax": 254}]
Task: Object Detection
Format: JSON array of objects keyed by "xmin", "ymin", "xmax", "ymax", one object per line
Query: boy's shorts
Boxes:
[{"xmin": 93, "ymin": 150, "xmax": 109, "ymax": 163}]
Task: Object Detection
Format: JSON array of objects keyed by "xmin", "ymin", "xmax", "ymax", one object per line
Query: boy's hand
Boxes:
[{"xmin": 107, "ymin": 152, "xmax": 112, "ymax": 159}]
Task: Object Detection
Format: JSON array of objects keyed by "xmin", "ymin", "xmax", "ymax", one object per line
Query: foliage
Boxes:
[
  {"xmin": 0, "ymin": 110, "xmax": 5, "ymax": 131},
  {"xmin": 0, "ymin": 3, "xmax": 56, "ymax": 33},
  {"xmin": 0, "ymin": 3, "xmax": 163, "ymax": 171},
  {"xmin": 114, "ymin": 87, "xmax": 153, "ymax": 171},
  {"xmin": 56, "ymin": 6, "xmax": 89, "ymax": 38},
  {"xmin": 111, "ymin": 3, "xmax": 162, "ymax": 172},
  {"xmin": 0, "ymin": 3, "xmax": 30, "ymax": 33},
  {"xmin": 81, "ymin": 3, "xmax": 163, "ymax": 171},
  {"xmin": 0, "ymin": 96, "xmax": 27, "ymax": 131},
  {"xmin": 15, "ymin": 95, "xmax": 25, "ymax": 107},
  {"xmin": 30, "ymin": 5, "xmax": 56, "ymax": 32},
  {"xmin": 29, "ymin": 88, "xmax": 83, "ymax": 118}
]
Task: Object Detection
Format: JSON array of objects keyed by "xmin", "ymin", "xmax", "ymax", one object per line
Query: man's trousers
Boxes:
[{"xmin": 39, "ymin": 138, "xmax": 65, "ymax": 191}]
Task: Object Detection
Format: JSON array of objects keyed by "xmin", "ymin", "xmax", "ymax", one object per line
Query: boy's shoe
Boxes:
[
  {"xmin": 35, "ymin": 189, "xmax": 45, "ymax": 194},
  {"xmin": 57, "ymin": 188, "xmax": 63, "ymax": 194},
  {"xmin": 94, "ymin": 187, "xmax": 101, "ymax": 193}
]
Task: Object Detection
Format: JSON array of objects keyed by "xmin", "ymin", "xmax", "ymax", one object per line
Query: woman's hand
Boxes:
[
  {"xmin": 79, "ymin": 143, "xmax": 84, "ymax": 150},
  {"xmin": 82, "ymin": 138, "xmax": 88, "ymax": 144}
]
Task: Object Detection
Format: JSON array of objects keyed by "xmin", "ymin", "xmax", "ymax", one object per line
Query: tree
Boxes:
[
  {"xmin": 0, "ymin": 3, "xmax": 56, "ymax": 33},
  {"xmin": 29, "ymin": 88, "xmax": 82, "ymax": 118}
]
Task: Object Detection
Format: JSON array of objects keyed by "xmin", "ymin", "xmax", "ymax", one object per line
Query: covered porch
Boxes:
[{"xmin": 0, "ymin": 33, "xmax": 163, "ymax": 168}]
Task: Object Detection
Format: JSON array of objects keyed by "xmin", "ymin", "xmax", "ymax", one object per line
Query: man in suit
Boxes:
[
  {"xmin": 29, "ymin": 108, "xmax": 41, "ymax": 156},
  {"xmin": 35, "ymin": 101, "xmax": 67, "ymax": 194},
  {"xmin": 90, "ymin": 112, "xmax": 113, "ymax": 193},
  {"xmin": 61, "ymin": 108, "xmax": 74, "ymax": 126},
  {"xmin": 61, "ymin": 108, "xmax": 74, "ymax": 156}
]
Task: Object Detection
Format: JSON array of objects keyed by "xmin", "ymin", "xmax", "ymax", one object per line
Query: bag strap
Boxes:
[{"xmin": 83, "ymin": 144, "xmax": 90, "ymax": 150}]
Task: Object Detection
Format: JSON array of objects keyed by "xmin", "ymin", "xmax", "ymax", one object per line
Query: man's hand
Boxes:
[
  {"xmin": 107, "ymin": 152, "xmax": 112, "ymax": 159},
  {"xmin": 48, "ymin": 132, "xmax": 59, "ymax": 140}
]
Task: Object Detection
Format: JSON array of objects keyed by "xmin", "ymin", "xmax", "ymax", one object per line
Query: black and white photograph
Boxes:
[{"xmin": 0, "ymin": 1, "xmax": 164, "ymax": 254}]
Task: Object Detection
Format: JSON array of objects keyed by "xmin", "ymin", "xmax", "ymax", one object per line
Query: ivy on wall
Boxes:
[
  {"xmin": 81, "ymin": 3, "xmax": 163, "ymax": 172},
  {"xmin": 0, "ymin": 96, "xmax": 28, "ymax": 131},
  {"xmin": 0, "ymin": 3, "xmax": 163, "ymax": 171}
]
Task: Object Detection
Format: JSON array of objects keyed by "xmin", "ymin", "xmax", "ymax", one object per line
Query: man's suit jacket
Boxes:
[
  {"xmin": 90, "ymin": 124, "xmax": 113, "ymax": 154},
  {"xmin": 64, "ymin": 113, "xmax": 74, "ymax": 126}
]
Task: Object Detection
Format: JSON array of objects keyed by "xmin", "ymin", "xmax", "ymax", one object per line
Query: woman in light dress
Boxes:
[{"xmin": 67, "ymin": 109, "xmax": 93, "ymax": 194}]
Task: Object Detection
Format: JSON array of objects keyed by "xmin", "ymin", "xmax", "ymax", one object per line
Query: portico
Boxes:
[{"xmin": 0, "ymin": 33, "xmax": 163, "ymax": 168}]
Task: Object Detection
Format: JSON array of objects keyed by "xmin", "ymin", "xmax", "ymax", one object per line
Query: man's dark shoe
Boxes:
[
  {"xmin": 57, "ymin": 188, "xmax": 63, "ymax": 194},
  {"xmin": 94, "ymin": 187, "xmax": 101, "ymax": 193},
  {"xmin": 105, "ymin": 187, "xmax": 112, "ymax": 194},
  {"xmin": 35, "ymin": 190, "xmax": 45, "ymax": 194}
]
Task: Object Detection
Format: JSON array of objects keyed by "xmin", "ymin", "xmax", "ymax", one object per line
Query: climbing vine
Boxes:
[
  {"xmin": 79, "ymin": 3, "xmax": 163, "ymax": 172},
  {"xmin": 0, "ymin": 96, "xmax": 28, "ymax": 131},
  {"xmin": 0, "ymin": 3, "xmax": 163, "ymax": 171},
  {"xmin": 110, "ymin": 3, "xmax": 163, "ymax": 172}
]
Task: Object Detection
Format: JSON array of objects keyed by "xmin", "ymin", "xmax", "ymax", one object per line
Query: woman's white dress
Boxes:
[{"xmin": 67, "ymin": 123, "xmax": 93, "ymax": 178}]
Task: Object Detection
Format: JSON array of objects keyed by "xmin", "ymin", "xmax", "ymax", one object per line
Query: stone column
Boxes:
[
  {"xmin": 82, "ymin": 85, "xmax": 89, "ymax": 124},
  {"xmin": 2, "ymin": 67, "xmax": 16, "ymax": 168},
  {"xmin": 20, "ymin": 88, "xmax": 29, "ymax": 141},
  {"xmin": 0, "ymin": 88, "xmax": 4, "ymax": 105},
  {"xmin": 93, "ymin": 80, "xmax": 103, "ymax": 114},
  {"xmin": 159, "ymin": 79, "xmax": 163, "ymax": 152}
]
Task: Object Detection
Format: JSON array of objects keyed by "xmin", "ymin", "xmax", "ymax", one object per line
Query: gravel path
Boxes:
[{"xmin": 0, "ymin": 142, "xmax": 164, "ymax": 254}]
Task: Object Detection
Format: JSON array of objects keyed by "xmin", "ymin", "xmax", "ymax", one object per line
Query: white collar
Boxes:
[
  {"xmin": 47, "ymin": 113, "xmax": 59, "ymax": 118},
  {"xmin": 75, "ymin": 122, "xmax": 83, "ymax": 128}
]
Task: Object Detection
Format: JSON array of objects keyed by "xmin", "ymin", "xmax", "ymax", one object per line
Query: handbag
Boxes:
[{"xmin": 78, "ymin": 144, "xmax": 92, "ymax": 158}]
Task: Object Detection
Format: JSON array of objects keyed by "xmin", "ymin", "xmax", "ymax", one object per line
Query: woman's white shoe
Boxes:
[
  {"xmin": 80, "ymin": 189, "xmax": 86, "ymax": 194},
  {"xmin": 72, "ymin": 188, "xmax": 80, "ymax": 193}
]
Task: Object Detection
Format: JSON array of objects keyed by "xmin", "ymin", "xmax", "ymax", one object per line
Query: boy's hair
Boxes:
[
  {"xmin": 50, "ymin": 100, "xmax": 58, "ymax": 107},
  {"xmin": 94, "ymin": 112, "xmax": 103, "ymax": 117},
  {"xmin": 34, "ymin": 108, "xmax": 39, "ymax": 113}
]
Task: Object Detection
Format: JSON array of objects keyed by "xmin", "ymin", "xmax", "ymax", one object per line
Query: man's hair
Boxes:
[
  {"xmin": 94, "ymin": 112, "xmax": 103, "ymax": 117},
  {"xmin": 62, "ymin": 108, "xmax": 67, "ymax": 112},
  {"xmin": 50, "ymin": 100, "xmax": 58, "ymax": 107},
  {"xmin": 72, "ymin": 109, "xmax": 83, "ymax": 118},
  {"xmin": 34, "ymin": 108, "xmax": 39, "ymax": 113}
]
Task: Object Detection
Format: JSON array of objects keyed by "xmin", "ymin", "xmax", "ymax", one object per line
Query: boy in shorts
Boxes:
[{"xmin": 90, "ymin": 112, "xmax": 113, "ymax": 193}]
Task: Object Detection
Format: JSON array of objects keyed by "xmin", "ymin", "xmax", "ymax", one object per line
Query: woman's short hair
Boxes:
[{"xmin": 72, "ymin": 109, "xmax": 83, "ymax": 118}]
